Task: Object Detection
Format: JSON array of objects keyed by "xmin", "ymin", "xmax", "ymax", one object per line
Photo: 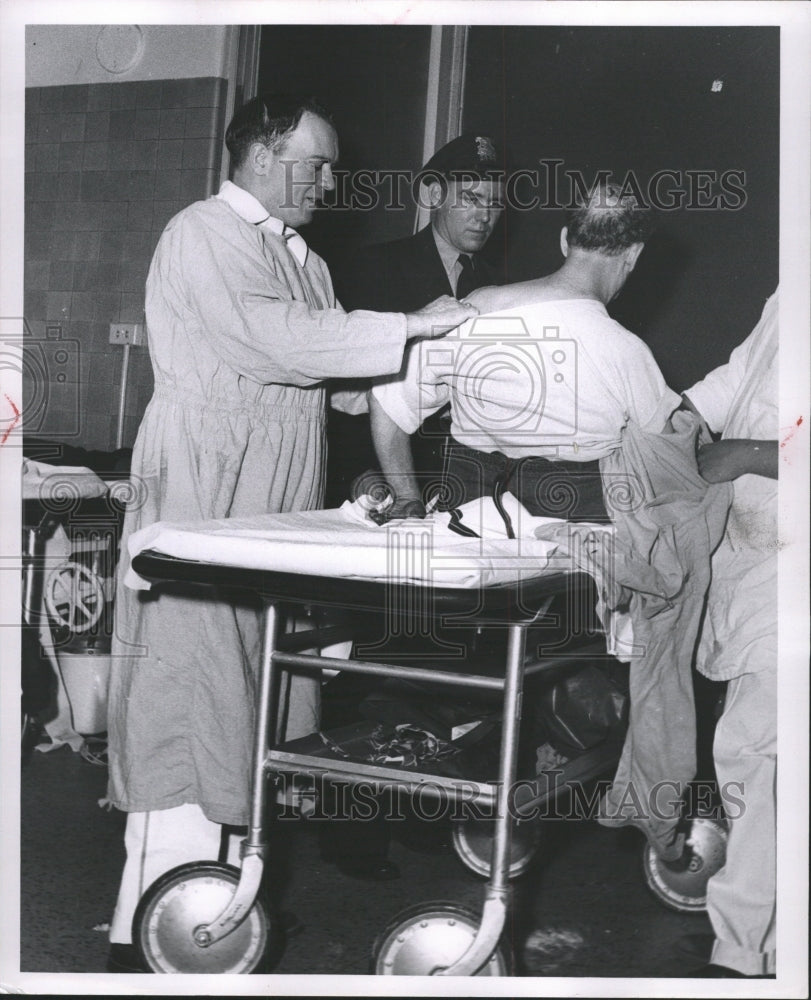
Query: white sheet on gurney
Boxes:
[{"xmin": 125, "ymin": 493, "xmax": 582, "ymax": 590}]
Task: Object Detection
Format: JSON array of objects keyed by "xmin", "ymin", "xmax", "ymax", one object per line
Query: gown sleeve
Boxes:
[{"xmin": 148, "ymin": 205, "xmax": 408, "ymax": 387}]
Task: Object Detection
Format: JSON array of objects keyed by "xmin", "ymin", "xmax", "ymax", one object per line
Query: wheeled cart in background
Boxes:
[{"xmin": 22, "ymin": 460, "xmax": 127, "ymax": 750}]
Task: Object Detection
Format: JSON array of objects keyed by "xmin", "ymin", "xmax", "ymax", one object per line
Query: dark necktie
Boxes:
[
  {"xmin": 455, "ymin": 254, "xmax": 477, "ymax": 298},
  {"xmin": 257, "ymin": 218, "xmax": 308, "ymax": 266},
  {"xmin": 281, "ymin": 225, "xmax": 308, "ymax": 266}
]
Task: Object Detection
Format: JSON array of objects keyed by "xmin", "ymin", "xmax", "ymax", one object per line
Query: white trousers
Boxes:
[
  {"xmin": 707, "ymin": 667, "xmax": 776, "ymax": 975},
  {"xmin": 109, "ymin": 802, "xmax": 242, "ymax": 944}
]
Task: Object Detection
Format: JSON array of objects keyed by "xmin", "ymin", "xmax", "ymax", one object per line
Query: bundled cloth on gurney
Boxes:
[{"xmin": 125, "ymin": 492, "xmax": 608, "ymax": 592}]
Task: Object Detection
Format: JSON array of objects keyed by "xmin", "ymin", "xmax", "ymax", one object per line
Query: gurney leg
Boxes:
[
  {"xmin": 201, "ymin": 602, "xmax": 282, "ymax": 930},
  {"xmin": 373, "ymin": 624, "xmax": 527, "ymax": 977},
  {"xmin": 437, "ymin": 623, "xmax": 526, "ymax": 975},
  {"xmin": 248, "ymin": 603, "xmax": 281, "ymax": 849}
]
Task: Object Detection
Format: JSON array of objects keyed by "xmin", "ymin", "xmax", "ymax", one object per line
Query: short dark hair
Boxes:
[
  {"xmin": 565, "ymin": 182, "xmax": 656, "ymax": 255},
  {"xmin": 225, "ymin": 95, "xmax": 333, "ymax": 169}
]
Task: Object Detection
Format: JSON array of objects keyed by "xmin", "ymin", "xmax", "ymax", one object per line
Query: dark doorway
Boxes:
[
  {"xmin": 258, "ymin": 25, "xmax": 432, "ymax": 262},
  {"xmin": 464, "ymin": 25, "xmax": 779, "ymax": 390}
]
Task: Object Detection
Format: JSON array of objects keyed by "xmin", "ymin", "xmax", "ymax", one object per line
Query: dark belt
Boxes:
[{"xmin": 441, "ymin": 438, "xmax": 610, "ymax": 526}]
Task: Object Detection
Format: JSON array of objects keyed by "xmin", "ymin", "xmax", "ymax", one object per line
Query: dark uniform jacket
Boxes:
[{"xmin": 333, "ymin": 222, "xmax": 503, "ymax": 313}]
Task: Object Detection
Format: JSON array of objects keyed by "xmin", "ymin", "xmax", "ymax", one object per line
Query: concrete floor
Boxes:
[{"xmin": 18, "ymin": 736, "xmax": 721, "ymax": 992}]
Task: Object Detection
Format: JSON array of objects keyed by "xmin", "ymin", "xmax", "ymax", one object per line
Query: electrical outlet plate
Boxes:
[{"xmin": 109, "ymin": 323, "xmax": 144, "ymax": 346}]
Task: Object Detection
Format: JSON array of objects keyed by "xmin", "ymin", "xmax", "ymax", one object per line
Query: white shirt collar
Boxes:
[
  {"xmin": 432, "ymin": 225, "xmax": 471, "ymax": 279},
  {"xmin": 216, "ymin": 179, "xmax": 272, "ymax": 225},
  {"xmin": 216, "ymin": 180, "xmax": 307, "ymax": 265}
]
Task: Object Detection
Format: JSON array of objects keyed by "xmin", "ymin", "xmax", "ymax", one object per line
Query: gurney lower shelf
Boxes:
[{"xmin": 269, "ymin": 720, "xmax": 625, "ymax": 817}]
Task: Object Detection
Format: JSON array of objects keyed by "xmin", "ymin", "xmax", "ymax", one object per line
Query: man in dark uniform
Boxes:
[
  {"xmin": 319, "ymin": 135, "xmax": 508, "ymax": 881},
  {"xmin": 327, "ymin": 133, "xmax": 508, "ymax": 506}
]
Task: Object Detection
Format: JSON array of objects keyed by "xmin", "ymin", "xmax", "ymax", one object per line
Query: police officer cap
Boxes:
[{"xmin": 419, "ymin": 133, "xmax": 505, "ymax": 185}]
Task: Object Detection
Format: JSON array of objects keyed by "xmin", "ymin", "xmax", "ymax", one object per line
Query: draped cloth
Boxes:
[{"xmin": 596, "ymin": 413, "xmax": 732, "ymax": 857}]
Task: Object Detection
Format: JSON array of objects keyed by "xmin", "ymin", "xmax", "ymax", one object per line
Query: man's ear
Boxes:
[
  {"xmin": 425, "ymin": 180, "xmax": 445, "ymax": 210},
  {"xmin": 248, "ymin": 141, "xmax": 271, "ymax": 176},
  {"xmin": 625, "ymin": 242, "xmax": 644, "ymax": 271},
  {"xmin": 559, "ymin": 227, "xmax": 569, "ymax": 258}
]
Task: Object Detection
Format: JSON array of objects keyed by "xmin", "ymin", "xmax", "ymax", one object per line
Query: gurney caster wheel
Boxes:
[
  {"xmin": 643, "ymin": 817, "xmax": 728, "ymax": 913},
  {"xmin": 371, "ymin": 901, "xmax": 508, "ymax": 975},
  {"xmin": 133, "ymin": 862, "xmax": 273, "ymax": 974},
  {"xmin": 452, "ymin": 817, "xmax": 540, "ymax": 880}
]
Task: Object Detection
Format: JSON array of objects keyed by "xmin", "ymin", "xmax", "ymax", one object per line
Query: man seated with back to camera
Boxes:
[{"xmin": 370, "ymin": 182, "xmax": 680, "ymax": 522}]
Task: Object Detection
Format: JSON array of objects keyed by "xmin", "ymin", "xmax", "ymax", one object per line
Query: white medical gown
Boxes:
[{"xmin": 106, "ymin": 189, "xmax": 407, "ymax": 825}]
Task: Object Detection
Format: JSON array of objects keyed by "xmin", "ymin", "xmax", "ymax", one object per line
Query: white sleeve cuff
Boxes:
[{"xmin": 370, "ymin": 378, "xmax": 422, "ymax": 434}]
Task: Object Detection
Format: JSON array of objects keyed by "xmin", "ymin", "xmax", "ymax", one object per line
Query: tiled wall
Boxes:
[{"xmin": 24, "ymin": 77, "xmax": 228, "ymax": 451}]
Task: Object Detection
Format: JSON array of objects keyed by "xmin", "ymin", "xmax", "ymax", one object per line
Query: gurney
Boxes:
[{"xmin": 122, "ymin": 498, "xmax": 711, "ymax": 975}]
